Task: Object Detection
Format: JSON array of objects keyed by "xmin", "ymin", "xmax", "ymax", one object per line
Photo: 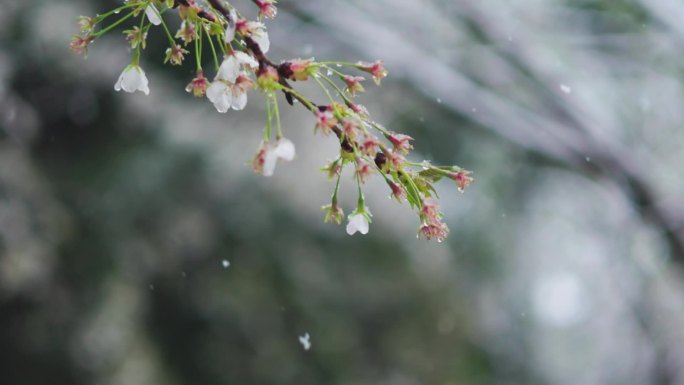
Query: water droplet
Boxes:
[
  {"xmin": 222, "ymin": 260, "xmax": 230, "ymax": 269},
  {"xmin": 471, "ymin": 107, "xmax": 477, "ymax": 112},
  {"xmin": 418, "ymin": 117, "xmax": 425, "ymax": 122},
  {"xmin": 181, "ymin": 271, "xmax": 187, "ymax": 278},
  {"xmin": 149, "ymin": 284, "xmax": 154, "ymax": 290},
  {"xmin": 436, "ymin": 98, "xmax": 442, "ymax": 104},
  {"xmin": 507, "ymin": 35, "xmax": 513, "ymax": 41},
  {"xmin": 560, "ymin": 84, "xmax": 572, "ymax": 94},
  {"xmin": 585, "ymin": 156, "xmax": 591, "ymax": 162}
]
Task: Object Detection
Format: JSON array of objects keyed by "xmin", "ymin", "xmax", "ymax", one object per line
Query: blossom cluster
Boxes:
[{"xmin": 70, "ymin": 0, "xmax": 473, "ymax": 241}]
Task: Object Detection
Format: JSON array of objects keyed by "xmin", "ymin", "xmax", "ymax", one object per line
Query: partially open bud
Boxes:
[
  {"xmin": 282, "ymin": 58, "xmax": 314, "ymax": 81},
  {"xmin": 257, "ymin": 66, "xmax": 280, "ymax": 91},
  {"xmin": 449, "ymin": 170, "xmax": 474, "ymax": 192}
]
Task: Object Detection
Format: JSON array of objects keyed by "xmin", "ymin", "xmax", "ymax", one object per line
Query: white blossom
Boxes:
[
  {"xmin": 145, "ymin": 4, "xmax": 162, "ymax": 26},
  {"xmin": 273, "ymin": 138, "xmax": 295, "ymax": 161},
  {"xmin": 217, "ymin": 53, "xmax": 258, "ymax": 82},
  {"xmin": 234, "ymin": 51, "xmax": 259, "ymax": 70},
  {"xmin": 114, "ymin": 65, "xmax": 149, "ymax": 95},
  {"xmin": 262, "ymin": 148, "xmax": 278, "ymax": 177},
  {"xmin": 346, "ymin": 213, "xmax": 370, "ymax": 235},
  {"xmin": 248, "ymin": 22, "xmax": 270, "ymax": 53},
  {"xmin": 206, "ymin": 80, "xmax": 232, "ymax": 113},
  {"xmin": 224, "ymin": 24, "xmax": 236, "ymax": 43}
]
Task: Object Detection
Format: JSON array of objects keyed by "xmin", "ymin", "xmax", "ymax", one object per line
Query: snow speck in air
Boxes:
[
  {"xmin": 436, "ymin": 98, "xmax": 442, "ymax": 104},
  {"xmin": 222, "ymin": 260, "xmax": 230, "ymax": 269},
  {"xmin": 560, "ymin": 84, "xmax": 572, "ymax": 94},
  {"xmin": 299, "ymin": 333, "xmax": 311, "ymax": 351}
]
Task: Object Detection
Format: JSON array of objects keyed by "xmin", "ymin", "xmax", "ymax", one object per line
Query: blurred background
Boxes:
[{"xmin": 2, "ymin": 0, "xmax": 684, "ymax": 384}]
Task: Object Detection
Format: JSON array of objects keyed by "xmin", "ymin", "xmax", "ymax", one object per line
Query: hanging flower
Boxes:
[
  {"xmin": 229, "ymin": 73, "xmax": 254, "ymax": 111},
  {"xmin": 145, "ymin": 4, "xmax": 162, "ymax": 26},
  {"xmin": 255, "ymin": 0, "xmax": 278, "ymax": 19},
  {"xmin": 236, "ymin": 20, "xmax": 270, "ymax": 53},
  {"xmin": 314, "ymin": 107, "xmax": 337, "ymax": 136},
  {"xmin": 124, "ymin": 26, "xmax": 147, "ymax": 49},
  {"xmin": 322, "ymin": 203, "xmax": 344, "ymax": 224},
  {"xmin": 69, "ymin": 35, "xmax": 94, "ymax": 56},
  {"xmin": 114, "ymin": 64, "xmax": 150, "ymax": 95},
  {"xmin": 206, "ymin": 80, "xmax": 232, "ymax": 113},
  {"xmin": 346, "ymin": 208, "xmax": 371, "ymax": 236},
  {"xmin": 251, "ymin": 138, "xmax": 295, "ymax": 176},
  {"xmin": 449, "ymin": 170, "xmax": 474, "ymax": 192},
  {"xmin": 388, "ymin": 182, "xmax": 405, "ymax": 202},
  {"xmin": 283, "ymin": 58, "xmax": 314, "ymax": 81},
  {"xmin": 164, "ymin": 44, "xmax": 189, "ymax": 66},
  {"xmin": 357, "ymin": 60, "xmax": 388, "ymax": 85},
  {"xmin": 355, "ymin": 161, "xmax": 373, "ymax": 184},
  {"xmin": 186, "ymin": 71, "xmax": 209, "ymax": 97},
  {"xmin": 217, "ymin": 52, "xmax": 258, "ymax": 82},
  {"xmin": 419, "ymin": 220, "xmax": 449, "ymax": 242},
  {"xmin": 273, "ymin": 138, "xmax": 296, "ymax": 162},
  {"xmin": 176, "ymin": 21, "xmax": 197, "ymax": 45},
  {"xmin": 360, "ymin": 135, "xmax": 380, "ymax": 157},
  {"xmin": 343, "ymin": 75, "xmax": 365, "ymax": 96},
  {"xmin": 388, "ymin": 132, "xmax": 413, "ymax": 154}
]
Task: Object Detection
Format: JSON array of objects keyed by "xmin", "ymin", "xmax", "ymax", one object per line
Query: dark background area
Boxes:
[{"xmin": 1, "ymin": 0, "xmax": 684, "ymax": 384}]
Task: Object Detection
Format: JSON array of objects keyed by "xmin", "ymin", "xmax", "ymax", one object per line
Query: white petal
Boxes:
[
  {"xmin": 121, "ymin": 67, "xmax": 142, "ymax": 93},
  {"xmin": 231, "ymin": 91, "xmax": 247, "ymax": 110},
  {"xmin": 234, "ymin": 51, "xmax": 258, "ymax": 69},
  {"xmin": 137, "ymin": 68, "xmax": 150, "ymax": 95},
  {"xmin": 206, "ymin": 82, "xmax": 224, "ymax": 102},
  {"xmin": 346, "ymin": 214, "xmax": 369, "ymax": 235},
  {"xmin": 253, "ymin": 31, "xmax": 270, "ymax": 53},
  {"xmin": 145, "ymin": 5, "xmax": 162, "ymax": 26},
  {"xmin": 114, "ymin": 73, "xmax": 125, "ymax": 91},
  {"xmin": 217, "ymin": 56, "xmax": 240, "ymax": 82},
  {"xmin": 262, "ymin": 149, "xmax": 278, "ymax": 177},
  {"xmin": 224, "ymin": 23, "xmax": 236, "ymax": 43},
  {"xmin": 274, "ymin": 139, "xmax": 295, "ymax": 161}
]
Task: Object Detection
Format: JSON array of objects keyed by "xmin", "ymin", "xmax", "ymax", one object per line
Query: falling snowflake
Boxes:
[{"xmin": 298, "ymin": 333, "xmax": 311, "ymax": 351}]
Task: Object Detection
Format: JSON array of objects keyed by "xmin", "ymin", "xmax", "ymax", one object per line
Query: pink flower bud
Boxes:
[
  {"xmin": 283, "ymin": 58, "xmax": 314, "ymax": 81},
  {"xmin": 358, "ymin": 60, "xmax": 388, "ymax": 85},
  {"xmin": 449, "ymin": 170, "xmax": 474, "ymax": 192},
  {"xmin": 389, "ymin": 182, "xmax": 405, "ymax": 202}
]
